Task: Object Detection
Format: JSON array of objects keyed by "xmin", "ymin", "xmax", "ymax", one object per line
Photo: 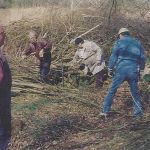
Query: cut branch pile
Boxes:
[{"xmin": 12, "ymin": 80, "xmax": 58, "ymax": 96}]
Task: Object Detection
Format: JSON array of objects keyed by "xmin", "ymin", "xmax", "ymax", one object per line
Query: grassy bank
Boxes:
[{"xmin": 0, "ymin": 4, "xmax": 149, "ymax": 150}]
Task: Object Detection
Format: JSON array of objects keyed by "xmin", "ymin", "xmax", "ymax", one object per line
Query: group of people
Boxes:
[
  {"xmin": 72, "ymin": 28, "xmax": 145, "ymax": 117},
  {"xmin": 72, "ymin": 37, "xmax": 106, "ymax": 87},
  {"xmin": 0, "ymin": 25, "xmax": 146, "ymax": 149}
]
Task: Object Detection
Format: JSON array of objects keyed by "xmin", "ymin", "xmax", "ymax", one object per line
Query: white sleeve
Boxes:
[
  {"xmin": 96, "ymin": 48, "xmax": 103, "ymax": 62},
  {"xmin": 91, "ymin": 42, "xmax": 103, "ymax": 62},
  {"xmin": 72, "ymin": 50, "xmax": 80, "ymax": 63}
]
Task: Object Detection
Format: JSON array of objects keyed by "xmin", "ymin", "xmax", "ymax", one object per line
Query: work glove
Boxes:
[
  {"xmin": 39, "ymin": 49, "xmax": 44, "ymax": 58},
  {"xmin": 108, "ymin": 69, "xmax": 113, "ymax": 78},
  {"xmin": 139, "ymin": 70, "xmax": 144, "ymax": 80}
]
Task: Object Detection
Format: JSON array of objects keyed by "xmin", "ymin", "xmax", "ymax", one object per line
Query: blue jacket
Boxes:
[{"xmin": 108, "ymin": 35, "xmax": 145, "ymax": 73}]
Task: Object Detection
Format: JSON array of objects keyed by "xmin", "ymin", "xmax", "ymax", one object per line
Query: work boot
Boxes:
[
  {"xmin": 99, "ymin": 112, "xmax": 108, "ymax": 118},
  {"xmin": 99, "ymin": 112, "xmax": 107, "ymax": 116}
]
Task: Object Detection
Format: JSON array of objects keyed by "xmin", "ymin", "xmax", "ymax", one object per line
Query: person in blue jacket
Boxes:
[{"xmin": 100, "ymin": 28, "xmax": 145, "ymax": 117}]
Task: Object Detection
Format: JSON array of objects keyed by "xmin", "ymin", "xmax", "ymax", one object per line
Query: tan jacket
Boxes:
[{"xmin": 73, "ymin": 40, "xmax": 105, "ymax": 75}]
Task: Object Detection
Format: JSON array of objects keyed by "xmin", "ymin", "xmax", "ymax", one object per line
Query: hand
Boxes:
[
  {"xmin": 108, "ymin": 69, "xmax": 113, "ymax": 78},
  {"xmin": 30, "ymin": 52, "xmax": 36, "ymax": 56},
  {"xmin": 39, "ymin": 49, "xmax": 44, "ymax": 58}
]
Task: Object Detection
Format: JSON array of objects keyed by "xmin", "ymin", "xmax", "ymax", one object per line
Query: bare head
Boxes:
[{"xmin": 28, "ymin": 30, "xmax": 38, "ymax": 43}]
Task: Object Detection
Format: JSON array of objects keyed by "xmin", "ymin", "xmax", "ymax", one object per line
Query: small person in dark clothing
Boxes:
[
  {"xmin": 22, "ymin": 31, "xmax": 52, "ymax": 83},
  {"xmin": 38, "ymin": 34, "xmax": 52, "ymax": 83},
  {"xmin": 0, "ymin": 25, "xmax": 12, "ymax": 150}
]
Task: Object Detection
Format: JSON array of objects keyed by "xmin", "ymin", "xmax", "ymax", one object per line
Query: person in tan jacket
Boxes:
[{"xmin": 72, "ymin": 37, "xmax": 106, "ymax": 87}]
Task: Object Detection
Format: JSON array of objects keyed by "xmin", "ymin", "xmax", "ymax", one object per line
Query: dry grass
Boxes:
[
  {"xmin": 0, "ymin": 6, "xmax": 72, "ymax": 25},
  {"xmin": 0, "ymin": 5, "xmax": 149, "ymax": 150}
]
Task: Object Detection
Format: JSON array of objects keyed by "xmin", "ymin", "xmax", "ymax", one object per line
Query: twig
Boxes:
[{"xmin": 70, "ymin": 23, "xmax": 103, "ymax": 44}]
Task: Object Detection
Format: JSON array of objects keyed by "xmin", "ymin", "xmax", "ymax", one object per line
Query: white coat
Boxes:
[{"xmin": 73, "ymin": 40, "xmax": 105, "ymax": 75}]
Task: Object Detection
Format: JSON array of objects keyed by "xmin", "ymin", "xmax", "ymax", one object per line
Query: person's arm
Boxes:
[
  {"xmin": 39, "ymin": 38, "xmax": 52, "ymax": 50},
  {"xmin": 91, "ymin": 42, "xmax": 102, "ymax": 61},
  {"xmin": 0, "ymin": 61, "xmax": 4, "ymax": 85},
  {"xmin": 24, "ymin": 44, "xmax": 34, "ymax": 55},
  {"xmin": 96, "ymin": 48, "xmax": 103, "ymax": 64},
  {"xmin": 38, "ymin": 39, "xmax": 52, "ymax": 58},
  {"xmin": 72, "ymin": 50, "xmax": 80, "ymax": 64},
  {"xmin": 22, "ymin": 43, "xmax": 35, "ymax": 59},
  {"xmin": 108, "ymin": 41, "xmax": 120, "ymax": 71},
  {"xmin": 44, "ymin": 40, "xmax": 52, "ymax": 50}
]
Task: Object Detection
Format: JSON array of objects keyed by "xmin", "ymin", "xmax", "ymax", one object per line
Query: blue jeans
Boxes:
[{"xmin": 102, "ymin": 70, "xmax": 143, "ymax": 116}]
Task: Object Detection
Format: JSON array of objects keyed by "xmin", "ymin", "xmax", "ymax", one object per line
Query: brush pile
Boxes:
[{"xmin": 4, "ymin": 7, "xmax": 150, "ymax": 86}]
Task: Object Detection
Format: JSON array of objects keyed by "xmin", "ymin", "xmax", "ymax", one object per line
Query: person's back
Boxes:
[
  {"xmin": 100, "ymin": 28, "xmax": 145, "ymax": 117},
  {"xmin": 108, "ymin": 34, "xmax": 145, "ymax": 75},
  {"xmin": 116, "ymin": 36, "xmax": 144, "ymax": 72}
]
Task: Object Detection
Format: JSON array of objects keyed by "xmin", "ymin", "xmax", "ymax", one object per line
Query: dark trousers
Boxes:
[
  {"xmin": 0, "ymin": 86, "xmax": 11, "ymax": 150},
  {"xmin": 40, "ymin": 61, "xmax": 51, "ymax": 83},
  {"xmin": 95, "ymin": 69, "xmax": 108, "ymax": 87}
]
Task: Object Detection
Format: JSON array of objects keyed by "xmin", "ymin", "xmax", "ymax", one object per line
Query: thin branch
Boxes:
[{"xmin": 70, "ymin": 23, "xmax": 103, "ymax": 43}]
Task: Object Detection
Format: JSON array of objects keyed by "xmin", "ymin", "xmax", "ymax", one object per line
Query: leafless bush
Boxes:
[{"xmin": 4, "ymin": 0, "xmax": 150, "ymax": 62}]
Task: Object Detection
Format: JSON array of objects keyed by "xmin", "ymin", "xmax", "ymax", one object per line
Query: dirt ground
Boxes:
[{"xmin": 9, "ymin": 65, "xmax": 150, "ymax": 150}]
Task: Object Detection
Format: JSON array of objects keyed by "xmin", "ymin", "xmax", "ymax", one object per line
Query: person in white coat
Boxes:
[{"xmin": 72, "ymin": 37, "xmax": 106, "ymax": 87}]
